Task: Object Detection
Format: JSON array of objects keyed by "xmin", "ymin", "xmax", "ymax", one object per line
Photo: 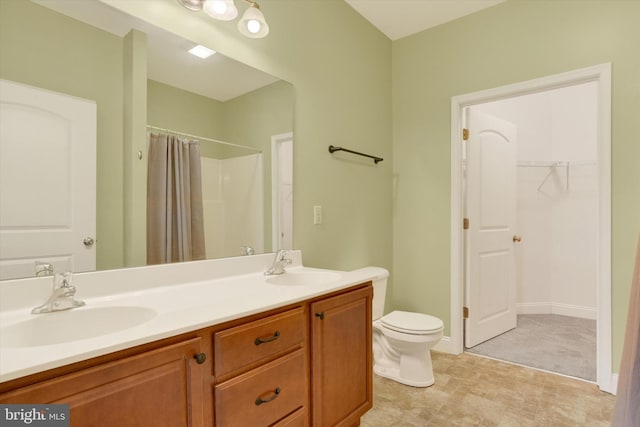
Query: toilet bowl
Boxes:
[
  {"xmin": 373, "ymin": 310, "xmax": 443, "ymax": 387},
  {"xmin": 354, "ymin": 267, "xmax": 444, "ymax": 387}
]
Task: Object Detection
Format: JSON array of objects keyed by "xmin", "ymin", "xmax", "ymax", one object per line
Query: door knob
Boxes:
[
  {"xmin": 512, "ymin": 235, "xmax": 522, "ymax": 243},
  {"xmin": 83, "ymin": 237, "xmax": 95, "ymax": 247}
]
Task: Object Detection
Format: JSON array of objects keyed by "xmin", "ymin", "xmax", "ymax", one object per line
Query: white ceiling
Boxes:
[{"xmin": 344, "ymin": 0, "xmax": 506, "ymax": 40}]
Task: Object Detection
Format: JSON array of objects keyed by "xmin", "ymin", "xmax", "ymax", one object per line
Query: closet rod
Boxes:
[
  {"xmin": 146, "ymin": 125, "xmax": 262, "ymax": 153},
  {"xmin": 328, "ymin": 145, "xmax": 383, "ymax": 164}
]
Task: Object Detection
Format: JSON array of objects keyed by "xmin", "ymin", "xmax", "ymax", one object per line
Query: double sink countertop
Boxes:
[{"xmin": 0, "ymin": 251, "xmax": 380, "ymax": 383}]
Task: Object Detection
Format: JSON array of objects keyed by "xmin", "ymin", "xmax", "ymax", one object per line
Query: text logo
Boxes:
[{"xmin": 1, "ymin": 405, "xmax": 69, "ymax": 426}]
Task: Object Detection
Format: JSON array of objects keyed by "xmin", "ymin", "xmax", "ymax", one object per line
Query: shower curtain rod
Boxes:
[{"xmin": 146, "ymin": 125, "xmax": 262, "ymax": 153}]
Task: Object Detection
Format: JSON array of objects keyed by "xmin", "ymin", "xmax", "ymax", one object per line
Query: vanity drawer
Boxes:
[
  {"xmin": 214, "ymin": 349, "xmax": 306, "ymax": 427},
  {"xmin": 214, "ymin": 307, "xmax": 305, "ymax": 377}
]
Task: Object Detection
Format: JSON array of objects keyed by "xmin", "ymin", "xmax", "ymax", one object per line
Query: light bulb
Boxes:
[
  {"xmin": 203, "ymin": 0, "xmax": 238, "ymax": 20},
  {"xmin": 211, "ymin": 0, "xmax": 227, "ymax": 14},
  {"xmin": 246, "ymin": 19, "xmax": 261, "ymax": 34}
]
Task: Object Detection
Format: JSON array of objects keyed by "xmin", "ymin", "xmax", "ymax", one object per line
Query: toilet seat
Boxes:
[{"xmin": 381, "ymin": 310, "xmax": 444, "ymax": 335}]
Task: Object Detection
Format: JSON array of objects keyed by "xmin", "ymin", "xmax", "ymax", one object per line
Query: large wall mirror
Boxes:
[{"xmin": 0, "ymin": 0, "xmax": 294, "ymax": 280}]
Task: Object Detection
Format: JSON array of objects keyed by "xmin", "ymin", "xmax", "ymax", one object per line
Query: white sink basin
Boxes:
[
  {"xmin": 1, "ymin": 306, "xmax": 157, "ymax": 347},
  {"xmin": 266, "ymin": 271, "xmax": 341, "ymax": 286}
]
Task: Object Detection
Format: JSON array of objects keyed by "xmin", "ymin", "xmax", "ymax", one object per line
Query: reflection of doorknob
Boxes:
[
  {"xmin": 513, "ymin": 235, "xmax": 522, "ymax": 243},
  {"xmin": 83, "ymin": 237, "xmax": 95, "ymax": 247}
]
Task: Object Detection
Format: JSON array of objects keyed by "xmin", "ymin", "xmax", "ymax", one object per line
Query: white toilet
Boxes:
[{"xmin": 357, "ymin": 267, "xmax": 444, "ymax": 387}]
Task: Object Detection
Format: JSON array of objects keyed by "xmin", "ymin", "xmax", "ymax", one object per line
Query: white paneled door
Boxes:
[
  {"xmin": 0, "ymin": 80, "xmax": 96, "ymax": 280},
  {"xmin": 465, "ymin": 110, "xmax": 517, "ymax": 348}
]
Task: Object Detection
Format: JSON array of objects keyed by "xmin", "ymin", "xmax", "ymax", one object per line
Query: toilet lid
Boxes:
[{"xmin": 381, "ymin": 310, "xmax": 444, "ymax": 334}]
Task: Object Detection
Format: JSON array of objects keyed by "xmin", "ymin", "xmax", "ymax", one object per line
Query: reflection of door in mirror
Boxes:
[
  {"xmin": 0, "ymin": 80, "xmax": 96, "ymax": 280},
  {"xmin": 272, "ymin": 133, "xmax": 293, "ymax": 251}
]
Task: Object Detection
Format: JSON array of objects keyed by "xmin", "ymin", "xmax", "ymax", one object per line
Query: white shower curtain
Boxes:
[
  {"xmin": 147, "ymin": 133, "xmax": 206, "ymax": 265},
  {"xmin": 612, "ymin": 235, "xmax": 640, "ymax": 426}
]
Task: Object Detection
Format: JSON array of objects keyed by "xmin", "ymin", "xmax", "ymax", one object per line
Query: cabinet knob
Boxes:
[
  {"xmin": 255, "ymin": 387, "xmax": 281, "ymax": 406},
  {"xmin": 315, "ymin": 312, "xmax": 325, "ymax": 320},
  {"xmin": 193, "ymin": 353, "xmax": 206, "ymax": 364}
]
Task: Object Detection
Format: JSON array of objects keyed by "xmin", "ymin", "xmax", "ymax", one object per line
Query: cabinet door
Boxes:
[
  {"xmin": 310, "ymin": 285, "xmax": 373, "ymax": 427},
  {"xmin": 0, "ymin": 338, "xmax": 204, "ymax": 427}
]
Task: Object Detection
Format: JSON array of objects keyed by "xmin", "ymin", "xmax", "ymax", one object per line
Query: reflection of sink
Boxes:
[
  {"xmin": 266, "ymin": 271, "xmax": 341, "ymax": 286},
  {"xmin": 1, "ymin": 306, "xmax": 157, "ymax": 347}
]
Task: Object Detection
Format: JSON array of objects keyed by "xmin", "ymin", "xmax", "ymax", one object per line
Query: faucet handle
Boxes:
[{"xmin": 275, "ymin": 249, "xmax": 288, "ymax": 261}]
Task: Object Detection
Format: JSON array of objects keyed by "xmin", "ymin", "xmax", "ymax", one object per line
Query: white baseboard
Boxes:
[
  {"xmin": 601, "ymin": 373, "xmax": 618, "ymax": 395},
  {"xmin": 517, "ymin": 302, "xmax": 597, "ymax": 320}
]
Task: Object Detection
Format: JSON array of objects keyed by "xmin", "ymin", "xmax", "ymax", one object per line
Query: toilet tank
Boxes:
[{"xmin": 352, "ymin": 267, "xmax": 389, "ymax": 320}]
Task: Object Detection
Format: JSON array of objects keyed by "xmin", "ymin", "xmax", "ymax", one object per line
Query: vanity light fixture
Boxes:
[
  {"xmin": 188, "ymin": 44, "xmax": 217, "ymax": 59},
  {"xmin": 237, "ymin": 1, "xmax": 269, "ymax": 38},
  {"xmin": 177, "ymin": 0, "xmax": 269, "ymax": 38}
]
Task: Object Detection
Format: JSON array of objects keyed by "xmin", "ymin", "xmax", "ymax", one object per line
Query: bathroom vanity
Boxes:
[{"xmin": 0, "ymin": 252, "xmax": 375, "ymax": 426}]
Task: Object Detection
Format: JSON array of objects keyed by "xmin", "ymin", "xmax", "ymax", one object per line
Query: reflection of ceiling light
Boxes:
[
  {"xmin": 188, "ymin": 45, "xmax": 217, "ymax": 59},
  {"xmin": 178, "ymin": 0, "xmax": 269, "ymax": 39}
]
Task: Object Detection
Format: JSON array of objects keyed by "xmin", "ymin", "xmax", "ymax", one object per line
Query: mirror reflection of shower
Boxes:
[{"xmin": 199, "ymin": 138, "xmax": 265, "ymax": 259}]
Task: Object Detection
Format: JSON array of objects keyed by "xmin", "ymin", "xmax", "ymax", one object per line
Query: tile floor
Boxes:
[{"xmin": 361, "ymin": 352, "xmax": 616, "ymax": 426}]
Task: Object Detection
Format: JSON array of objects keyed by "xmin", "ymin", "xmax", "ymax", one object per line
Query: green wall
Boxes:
[
  {"xmin": 0, "ymin": 0, "xmax": 125, "ymax": 271},
  {"xmin": 392, "ymin": 0, "xmax": 640, "ymax": 371},
  {"xmin": 147, "ymin": 79, "xmax": 226, "ymax": 140}
]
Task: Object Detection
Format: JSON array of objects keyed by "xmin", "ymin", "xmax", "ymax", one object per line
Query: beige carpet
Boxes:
[{"xmin": 465, "ymin": 314, "xmax": 596, "ymax": 381}]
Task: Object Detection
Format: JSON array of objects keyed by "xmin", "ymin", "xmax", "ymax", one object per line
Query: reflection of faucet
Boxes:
[
  {"xmin": 35, "ymin": 261, "xmax": 54, "ymax": 277},
  {"xmin": 241, "ymin": 245, "xmax": 255, "ymax": 256},
  {"xmin": 31, "ymin": 272, "xmax": 86, "ymax": 314},
  {"xmin": 264, "ymin": 250, "xmax": 292, "ymax": 275}
]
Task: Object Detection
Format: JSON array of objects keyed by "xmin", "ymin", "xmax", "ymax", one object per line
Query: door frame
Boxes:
[
  {"xmin": 271, "ymin": 132, "xmax": 294, "ymax": 251},
  {"xmin": 449, "ymin": 63, "xmax": 613, "ymax": 392}
]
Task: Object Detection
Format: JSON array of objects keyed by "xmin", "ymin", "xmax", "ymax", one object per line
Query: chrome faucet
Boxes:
[
  {"xmin": 264, "ymin": 250, "xmax": 292, "ymax": 275},
  {"xmin": 31, "ymin": 272, "xmax": 86, "ymax": 314},
  {"xmin": 241, "ymin": 245, "xmax": 255, "ymax": 256}
]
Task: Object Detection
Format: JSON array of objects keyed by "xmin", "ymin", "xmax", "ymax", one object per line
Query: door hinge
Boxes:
[
  {"xmin": 462, "ymin": 128, "xmax": 469, "ymax": 141},
  {"xmin": 463, "ymin": 306, "xmax": 469, "ymax": 319},
  {"xmin": 463, "ymin": 218, "xmax": 469, "ymax": 230}
]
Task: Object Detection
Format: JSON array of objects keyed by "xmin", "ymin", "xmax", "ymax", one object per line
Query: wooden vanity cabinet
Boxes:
[
  {"xmin": 310, "ymin": 285, "xmax": 373, "ymax": 427},
  {"xmin": 212, "ymin": 307, "xmax": 308, "ymax": 427},
  {"xmin": 0, "ymin": 337, "xmax": 205, "ymax": 427},
  {"xmin": 0, "ymin": 282, "xmax": 373, "ymax": 427}
]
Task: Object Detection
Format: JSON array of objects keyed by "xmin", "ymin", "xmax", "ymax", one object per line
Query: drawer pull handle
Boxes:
[
  {"xmin": 315, "ymin": 312, "xmax": 325, "ymax": 320},
  {"xmin": 194, "ymin": 353, "xmax": 207, "ymax": 364},
  {"xmin": 255, "ymin": 387, "xmax": 281, "ymax": 405},
  {"xmin": 254, "ymin": 330, "xmax": 280, "ymax": 345}
]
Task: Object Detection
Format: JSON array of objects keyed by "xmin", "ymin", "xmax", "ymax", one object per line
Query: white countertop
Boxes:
[{"xmin": 0, "ymin": 252, "xmax": 383, "ymax": 383}]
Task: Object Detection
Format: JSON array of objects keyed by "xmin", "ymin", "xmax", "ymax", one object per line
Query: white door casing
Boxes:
[
  {"xmin": 450, "ymin": 63, "xmax": 612, "ymax": 392},
  {"xmin": 271, "ymin": 132, "xmax": 293, "ymax": 251},
  {"xmin": 0, "ymin": 79, "xmax": 96, "ymax": 279},
  {"xmin": 465, "ymin": 110, "xmax": 518, "ymax": 348}
]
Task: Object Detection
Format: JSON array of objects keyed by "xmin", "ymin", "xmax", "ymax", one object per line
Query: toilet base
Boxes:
[
  {"xmin": 372, "ymin": 320, "xmax": 442, "ymax": 388},
  {"xmin": 374, "ymin": 364, "xmax": 435, "ymax": 387}
]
